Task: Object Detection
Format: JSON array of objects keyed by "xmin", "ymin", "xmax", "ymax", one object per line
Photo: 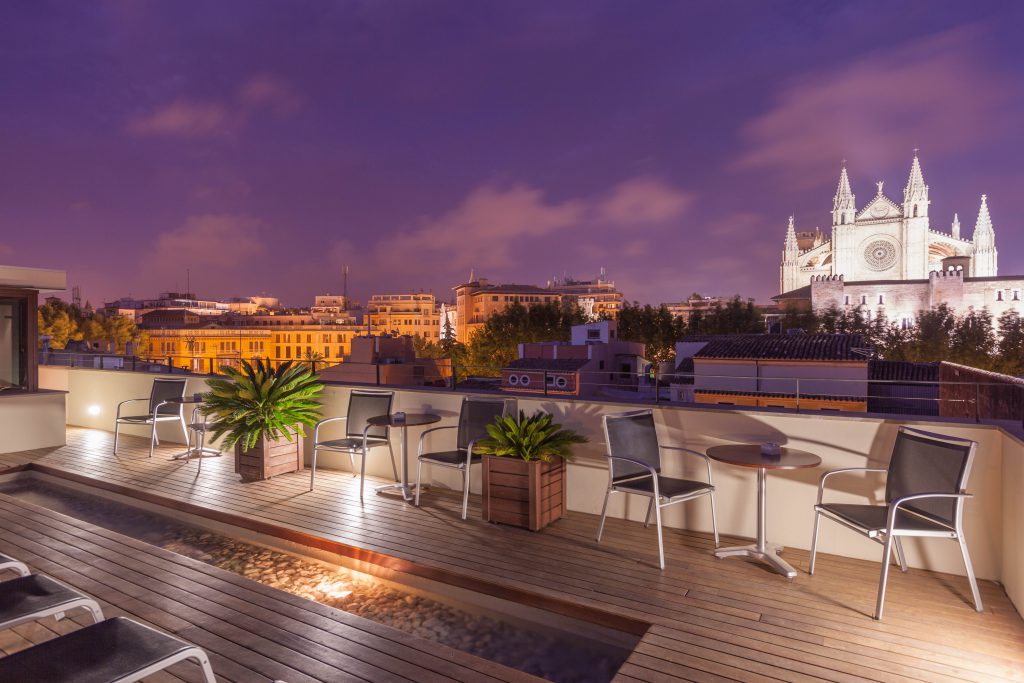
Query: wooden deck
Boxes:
[{"xmin": 1, "ymin": 427, "xmax": 1022, "ymax": 683}]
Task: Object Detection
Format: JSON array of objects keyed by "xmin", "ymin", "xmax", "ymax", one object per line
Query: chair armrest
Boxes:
[
  {"xmin": 418, "ymin": 425, "xmax": 457, "ymax": 457},
  {"xmin": 660, "ymin": 445, "xmax": 714, "ymax": 486},
  {"xmin": 888, "ymin": 492, "xmax": 972, "ymax": 529},
  {"xmin": 313, "ymin": 416, "xmax": 347, "ymax": 444},
  {"xmin": 115, "ymin": 398, "xmax": 148, "ymax": 418},
  {"xmin": 607, "ymin": 455, "xmax": 658, "ymax": 478},
  {"xmin": 817, "ymin": 467, "xmax": 887, "ymax": 505}
]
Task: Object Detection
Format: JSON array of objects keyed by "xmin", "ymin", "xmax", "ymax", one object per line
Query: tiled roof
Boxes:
[
  {"xmin": 505, "ymin": 358, "xmax": 590, "ymax": 371},
  {"xmin": 694, "ymin": 334, "xmax": 868, "ymax": 361},
  {"xmin": 868, "ymin": 360, "xmax": 939, "ymax": 382}
]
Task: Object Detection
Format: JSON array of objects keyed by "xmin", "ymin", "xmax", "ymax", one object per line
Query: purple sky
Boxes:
[{"xmin": 2, "ymin": 1, "xmax": 1022, "ymax": 307}]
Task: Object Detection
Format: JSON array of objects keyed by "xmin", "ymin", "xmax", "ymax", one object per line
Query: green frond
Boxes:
[{"xmin": 474, "ymin": 410, "xmax": 587, "ymax": 462}]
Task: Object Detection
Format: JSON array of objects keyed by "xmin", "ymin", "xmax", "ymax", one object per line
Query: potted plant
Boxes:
[
  {"xmin": 203, "ymin": 359, "xmax": 324, "ymax": 482},
  {"xmin": 475, "ymin": 410, "xmax": 587, "ymax": 531}
]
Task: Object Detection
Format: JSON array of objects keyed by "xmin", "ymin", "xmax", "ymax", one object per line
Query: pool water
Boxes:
[{"xmin": 0, "ymin": 477, "xmax": 636, "ymax": 682}]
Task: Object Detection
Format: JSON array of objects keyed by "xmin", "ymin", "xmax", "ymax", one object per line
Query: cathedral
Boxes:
[
  {"xmin": 780, "ymin": 154, "xmax": 997, "ymax": 293},
  {"xmin": 775, "ymin": 154, "xmax": 1020, "ymax": 328}
]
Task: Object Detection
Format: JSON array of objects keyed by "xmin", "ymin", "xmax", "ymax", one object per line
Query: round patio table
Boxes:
[
  {"xmin": 367, "ymin": 413, "xmax": 441, "ymax": 502},
  {"xmin": 706, "ymin": 444, "xmax": 821, "ymax": 578}
]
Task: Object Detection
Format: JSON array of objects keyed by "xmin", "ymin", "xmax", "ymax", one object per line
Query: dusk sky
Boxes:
[{"xmin": 2, "ymin": 1, "xmax": 1022, "ymax": 307}]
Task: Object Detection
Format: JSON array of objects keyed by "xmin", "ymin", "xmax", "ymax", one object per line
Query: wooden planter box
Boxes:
[
  {"xmin": 235, "ymin": 433, "xmax": 304, "ymax": 482},
  {"xmin": 481, "ymin": 454, "xmax": 566, "ymax": 532}
]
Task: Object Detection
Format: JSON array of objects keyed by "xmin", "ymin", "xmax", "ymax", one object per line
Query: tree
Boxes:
[
  {"xmin": 616, "ymin": 302, "xmax": 686, "ymax": 364},
  {"xmin": 995, "ymin": 310, "xmax": 1024, "ymax": 375},
  {"xmin": 461, "ymin": 301, "xmax": 586, "ymax": 375},
  {"xmin": 694, "ymin": 296, "xmax": 764, "ymax": 335},
  {"xmin": 37, "ymin": 308, "xmax": 76, "ymax": 348},
  {"xmin": 950, "ymin": 308, "xmax": 996, "ymax": 369}
]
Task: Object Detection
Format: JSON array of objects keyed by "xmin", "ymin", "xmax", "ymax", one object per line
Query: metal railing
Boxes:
[{"xmin": 37, "ymin": 350, "xmax": 1024, "ymax": 427}]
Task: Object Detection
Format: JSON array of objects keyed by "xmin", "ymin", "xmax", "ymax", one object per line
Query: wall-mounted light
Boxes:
[{"xmin": 87, "ymin": 404, "xmax": 101, "ymax": 416}]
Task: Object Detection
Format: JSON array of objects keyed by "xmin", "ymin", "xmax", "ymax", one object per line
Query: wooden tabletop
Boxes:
[
  {"xmin": 706, "ymin": 444, "xmax": 821, "ymax": 470},
  {"xmin": 366, "ymin": 413, "xmax": 442, "ymax": 428}
]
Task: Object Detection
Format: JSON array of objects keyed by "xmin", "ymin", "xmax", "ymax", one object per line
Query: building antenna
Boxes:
[
  {"xmin": 343, "ymin": 265, "xmax": 349, "ymax": 304},
  {"xmin": 186, "ymin": 269, "xmax": 191, "ymax": 298}
]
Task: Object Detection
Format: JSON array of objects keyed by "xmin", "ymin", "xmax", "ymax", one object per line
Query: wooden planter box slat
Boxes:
[
  {"xmin": 235, "ymin": 433, "xmax": 303, "ymax": 482},
  {"xmin": 481, "ymin": 454, "xmax": 566, "ymax": 532}
]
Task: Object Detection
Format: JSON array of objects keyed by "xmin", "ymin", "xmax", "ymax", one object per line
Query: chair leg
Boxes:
[
  {"xmin": 596, "ymin": 487, "xmax": 612, "ymax": 542},
  {"xmin": 113, "ymin": 422, "xmax": 120, "ymax": 454},
  {"xmin": 654, "ymin": 499, "xmax": 666, "ymax": 570},
  {"xmin": 808, "ymin": 510, "xmax": 821, "ymax": 575},
  {"xmin": 461, "ymin": 465, "xmax": 471, "ymax": 520},
  {"xmin": 83, "ymin": 600, "xmax": 104, "ymax": 624},
  {"xmin": 643, "ymin": 498, "xmax": 654, "ymax": 528},
  {"xmin": 414, "ymin": 459, "xmax": 423, "ymax": 506},
  {"xmin": 149, "ymin": 421, "xmax": 158, "ymax": 458},
  {"xmin": 893, "ymin": 537, "xmax": 908, "ymax": 572},
  {"xmin": 958, "ymin": 534, "xmax": 984, "ymax": 613},
  {"xmin": 359, "ymin": 447, "xmax": 367, "ymax": 503},
  {"xmin": 388, "ymin": 441, "xmax": 399, "ymax": 482},
  {"xmin": 310, "ymin": 447, "xmax": 318, "ymax": 491},
  {"xmin": 185, "ymin": 648, "xmax": 217, "ymax": 683},
  {"xmin": 708, "ymin": 491, "xmax": 720, "ymax": 548},
  {"xmin": 875, "ymin": 535, "xmax": 895, "ymax": 620},
  {"xmin": 179, "ymin": 415, "xmax": 189, "ymax": 446},
  {"xmin": 349, "ymin": 450, "xmax": 357, "ymax": 477}
]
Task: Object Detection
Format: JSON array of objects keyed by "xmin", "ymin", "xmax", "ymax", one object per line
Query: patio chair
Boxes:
[
  {"xmin": 0, "ymin": 616, "xmax": 216, "ymax": 683},
  {"xmin": 809, "ymin": 426, "xmax": 983, "ymax": 620},
  {"xmin": 596, "ymin": 409, "xmax": 719, "ymax": 570},
  {"xmin": 415, "ymin": 396, "xmax": 514, "ymax": 519},
  {"xmin": 114, "ymin": 377, "xmax": 189, "ymax": 458},
  {"xmin": 0, "ymin": 551, "xmax": 29, "ymax": 578},
  {"xmin": 310, "ymin": 389, "xmax": 396, "ymax": 494},
  {"xmin": 0, "ymin": 574, "xmax": 104, "ymax": 632}
]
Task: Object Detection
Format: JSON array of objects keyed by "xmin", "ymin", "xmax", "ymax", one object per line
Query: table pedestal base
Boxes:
[
  {"xmin": 715, "ymin": 543, "xmax": 796, "ymax": 579},
  {"xmin": 374, "ymin": 483, "xmax": 417, "ymax": 501},
  {"xmin": 172, "ymin": 447, "xmax": 221, "ymax": 461}
]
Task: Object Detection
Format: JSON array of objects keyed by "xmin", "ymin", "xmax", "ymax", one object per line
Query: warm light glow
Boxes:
[
  {"xmin": 87, "ymin": 404, "xmax": 102, "ymax": 416},
  {"xmin": 314, "ymin": 577, "xmax": 354, "ymax": 599}
]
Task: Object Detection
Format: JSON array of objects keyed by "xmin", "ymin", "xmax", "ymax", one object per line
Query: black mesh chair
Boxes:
[
  {"xmin": 809, "ymin": 426, "xmax": 983, "ymax": 619},
  {"xmin": 114, "ymin": 378, "xmax": 189, "ymax": 458},
  {"xmin": 0, "ymin": 551, "xmax": 29, "ymax": 578},
  {"xmin": 414, "ymin": 396, "xmax": 514, "ymax": 519},
  {"xmin": 0, "ymin": 574, "xmax": 104, "ymax": 632},
  {"xmin": 310, "ymin": 390, "xmax": 396, "ymax": 499},
  {"xmin": 597, "ymin": 409, "xmax": 719, "ymax": 570}
]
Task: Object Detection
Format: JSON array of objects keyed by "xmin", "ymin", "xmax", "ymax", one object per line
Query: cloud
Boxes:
[
  {"xmin": 148, "ymin": 214, "xmax": 266, "ymax": 271},
  {"xmin": 238, "ymin": 75, "xmax": 303, "ymax": 116},
  {"xmin": 735, "ymin": 26, "xmax": 1016, "ymax": 184},
  {"xmin": 0, "ymin": 243, "xmax": 13, "ymax": 258},
  {"xmin": 127, "ymin": 75, "xmax": 301, "ymax": 137},
  {"xmin": 330, "ymin": 176, "xmax": 693, "ymax": 290},
  {"xmin": 127, "ymin": 99, "xmax": 231, "ymax": 137}
]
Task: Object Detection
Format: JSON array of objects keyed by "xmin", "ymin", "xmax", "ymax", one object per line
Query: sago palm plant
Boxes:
[
  {"xmin": 203, "ymin": 359, "xmax": 324, "ymax": 451},
  {"xmin": 475, "ymin": 410, "xmax": 587, "ymax": 463}
]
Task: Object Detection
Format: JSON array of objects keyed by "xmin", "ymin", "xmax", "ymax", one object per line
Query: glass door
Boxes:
[{"xmin": 0, "ymin": 298, "xmax": 26, "ymax": 389}]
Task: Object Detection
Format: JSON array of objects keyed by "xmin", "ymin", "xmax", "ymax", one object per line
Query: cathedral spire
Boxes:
[
  {"xmin": 903, "ymin": 150, "xmax": 929, "ymax": 218},
  {"xmin": 831, "ymin": 162, "xmax": 856, "ymax": 226},
  {"xmin": 972, "ymin": 194, "xmax": 997, "ymax": 276},
  {"xmin": 784, "ymin": 215, "xmax": 798, "ymax": 253},
  {"xmin": 951, "ymin": 212, "xmax": 961, "ymax": 240}
]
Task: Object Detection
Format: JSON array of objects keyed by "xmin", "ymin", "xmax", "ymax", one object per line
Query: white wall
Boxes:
[{"xmin": 39, "ymin": 366, "xmax": 1024, "ymax": 612}]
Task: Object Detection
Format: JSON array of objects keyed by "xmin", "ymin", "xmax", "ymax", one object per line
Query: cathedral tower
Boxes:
[
  {"xmin": 831, "ymin": 164, "xmax": 856, "ymax": 226},
  {"xmin": 902, "ymin": 152, "xmax": 930, "ymax": 278},
  {"xmin": 972, "ymin": 194, "xmax": 997, "ymax": 276},
  {"xmin": 831, "ymin": 164, "xmax": 857, "ymax": 277},
  {"xmin": 780, "ymin": 216, "xmax": 800, "ymax": 293}
]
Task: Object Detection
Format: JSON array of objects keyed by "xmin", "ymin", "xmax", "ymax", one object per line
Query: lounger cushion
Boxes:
[
  {"xmin": 0, "ymin": 575, "xmax": 88, "ymax": 623},
  {"xmin": 613, "ymin": 475, "xmax": 711, "ymax": 500},
  {"xmin": 0, "ymin": 617, "xmax": 196, "ymax": 683},
  {"xmin": 418, "ymin": 450, "xmax": 478, "ymax": 467},
  {"xmin": 817, "ymin": 503, "xmax": 953, "ymax": 534}
]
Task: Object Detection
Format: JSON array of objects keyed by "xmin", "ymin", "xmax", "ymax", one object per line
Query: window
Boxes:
[
  {"xmin": 306, "ymin": 334, "xmax": 312, "ymax": 343},
  {"xmin": 519, "ymin": 375, "xmax": 531, "ymax": 386},
  {"xmin": 878, "ymin": 294, "xmax": 884, "ymax": 305},
  {"xmin": 285, "ymin": 347, "xmax": 292, "ymax": 359},
  {"xmin": 508, "ymin": 374, "xmax": 519, "ymax": 386},
  {"xmin": 844, "ymin": 295, "xmax": 850, "ymax": 306},
  {"xmin": 997, "ymin": 290, "xmax": 1004, "ymax": 301},
  {"xmin": 555, "ymin": 376, "xmax": 568, "ymax": 389},
  {"xmin": 860, "ymin": 295, "xmax": 867, "ymax": 305},
  {"xmin": 546, "ymin": 375, "xmax": 556, "ymax": 386},
  {"xmin": 1014, "ymin": 290, "xmax": 1020, "ymax": 301},
  {"xmin": 913, "ymin": 205, "xmax": 918, "ymax": 217},
  {"xmin": 587, "ymin": 329, "xmax": 601, "ymax": 339}
]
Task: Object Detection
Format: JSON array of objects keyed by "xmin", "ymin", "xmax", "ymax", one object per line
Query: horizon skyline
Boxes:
[{"xmin": 3, "ymin": 2, "xmax": 1023, "ymax": 308}]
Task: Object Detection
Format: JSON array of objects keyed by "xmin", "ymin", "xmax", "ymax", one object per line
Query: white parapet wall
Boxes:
[{"xmin": 39, "ymin": 365, "xmax": 1024, "ymax": 612}]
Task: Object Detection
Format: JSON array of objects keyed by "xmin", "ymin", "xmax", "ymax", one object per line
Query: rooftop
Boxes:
[{"xmin": 694, "ymin": 333, "xmax": 869, "ymax": 361}]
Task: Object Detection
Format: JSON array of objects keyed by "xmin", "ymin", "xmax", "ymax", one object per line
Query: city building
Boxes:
[
  {"xmin": 671, "ymin": 333, "xmax": 870, "ymax": 412},
  {"xmin": 367, "ymin": 293, "xmax": 440, "ymax": 340},
  {"xmin": 662, "ymin": 294, "xmax": 729, "ymax": 321},
  {"xmin": 453, "ymin": 277, "xmax": 559, "ymax": 343},
  {"xmin": 500, "ymin": 320, "xmax": 646, "ymax": 397},
  {"xmin": 319, "ymin": 335, "xmax": 448, "ymax": 386},
  {"xmin": 453, "ymin": 271, "xmax": 624, "ymax": 343},
  {"xmin": 776, "ymin": 154, "xmax": 1020, "ymax": 326},
  {"xmin": 780, "ymin": 154, "xmax": 998, "ymax": 292},
  {"xmin": 546, "ymin": 269, "xmax": 623, "ymax": 319}
]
